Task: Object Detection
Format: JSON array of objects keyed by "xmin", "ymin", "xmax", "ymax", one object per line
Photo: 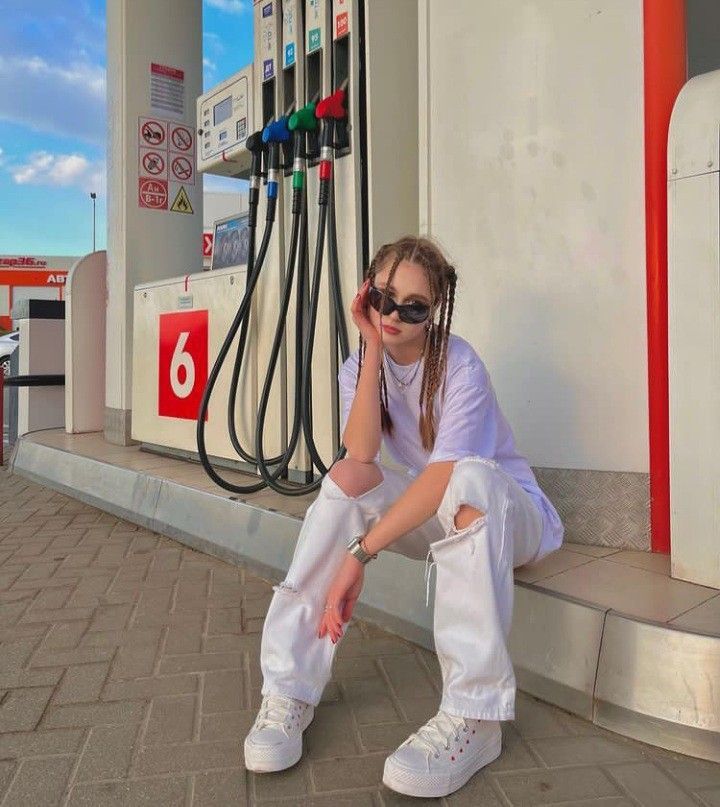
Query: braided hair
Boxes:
[{"xmin": 356, "ymin": 235, "xmax": 457, "ymax": 452}]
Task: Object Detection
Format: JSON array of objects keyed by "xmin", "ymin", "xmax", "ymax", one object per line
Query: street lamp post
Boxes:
[{"xmin": 90, "ymin": 192, "xmax": 97, "ymax": 252}]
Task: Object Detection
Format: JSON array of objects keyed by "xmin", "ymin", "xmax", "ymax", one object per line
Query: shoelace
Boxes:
[
  {"xmin": 255, "ymin": 694, "xmax": 302, "ymax": 737},
  {"xmin": 423, "ymin": 548, "xmax": 436, "ymax": 608},
  {"xmin": 406, "ymin": 711, "xmax": 468, "ymax": 757}
]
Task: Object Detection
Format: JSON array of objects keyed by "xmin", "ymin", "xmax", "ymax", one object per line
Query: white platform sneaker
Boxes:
[
  {"xmin": 382, "ymin": 710, "xmax": 502, "ymax": 798},
  {"xmin": 244, "ymin": 693, "xmax": 315, "ymax": 772}
]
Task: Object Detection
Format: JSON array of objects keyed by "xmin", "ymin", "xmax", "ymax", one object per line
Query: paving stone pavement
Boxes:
[{"xmin": 0, "ymin": 466, "xmax": 719, "ymax": 806}]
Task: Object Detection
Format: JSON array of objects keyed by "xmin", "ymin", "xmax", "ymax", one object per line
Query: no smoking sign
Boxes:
[{"xmin": 170, "ymin": 153, "xmax": 195, "ymax": 184}]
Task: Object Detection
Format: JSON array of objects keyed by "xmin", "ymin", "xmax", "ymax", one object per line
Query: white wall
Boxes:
[
  {"xmin": 420, "ymin": 0, "xmax": 648, "ymax": 473},
  {"xmin": 12, "ymin": 287, "xmax": 61, "ymax": 306},
  {"xmin": 17, "ymin": 318, "xmax": 65, "ymax": 436},
  {"xmin": 0, "ymin": 287, "xmax": 10, "ymax": 319},
  {"xmin": 203, "ymin": 191, "xmax": 248, "ymax": 230}
]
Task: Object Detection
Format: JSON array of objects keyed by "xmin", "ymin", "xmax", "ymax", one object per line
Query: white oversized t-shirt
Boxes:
[{"xmin": 338, "ymin": 332, "xmax": 563, "ymax": 561}]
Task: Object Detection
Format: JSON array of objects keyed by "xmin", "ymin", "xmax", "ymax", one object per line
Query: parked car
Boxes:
[{"xmin": 0, "ymin": 332, "xmax": 19, "ymax": 377}]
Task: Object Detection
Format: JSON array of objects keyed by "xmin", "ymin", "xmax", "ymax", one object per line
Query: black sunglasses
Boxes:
[{"xmin": 367, "ymin": 285, "xmax": 431, "ymax": 324}]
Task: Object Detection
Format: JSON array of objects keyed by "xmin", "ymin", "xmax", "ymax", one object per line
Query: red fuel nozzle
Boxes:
[
  {"xmin": 315, "ymin": 90, "xmax": 346, "ymax": 192},
  {"xmin": 315, "ymin": 88, "xmax": 346, "ymax": 121}
]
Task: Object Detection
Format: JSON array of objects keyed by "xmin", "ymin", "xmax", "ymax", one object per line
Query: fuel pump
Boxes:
[
  {"xmin": 193, "ymin": 0, "xmax": 369, "ymax": 497},
  {"xmin": 196, "ymin": 94, "xmax": 356, "ymax": 495},
  {"xmin": 134, "ymin": 1, "xmax": 418, "ymax": 482},
  {"xmin": 254, "ymin": 92, "xmax": 351, "ymax": 493}
]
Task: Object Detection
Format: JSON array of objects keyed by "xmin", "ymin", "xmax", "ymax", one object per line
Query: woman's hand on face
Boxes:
[
  {"xmin": 318, "ymin": 553, "xmax": 365, "ymax": 643},
  {"xmin": 350, "ymin": 279, "xmax": 382, "ymax": 349}
]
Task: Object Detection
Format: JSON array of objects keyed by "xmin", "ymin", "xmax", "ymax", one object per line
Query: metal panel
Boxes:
[
  {"xmin": 668, "ymin": 69, "xmax": 720, "ymax": 180},
  {"xmin": 668, "ymin": 73, "xmax": 720, "ymax": 588},
  {"xmin": 534, "ymin": 467, "xmax": 650, "ymax": 550},
  {"xmin": 509, "ymin": 583, "xmax": 607, "ymax": 720},
  {"xmin": 595, "ymin": 612, "xmax": 720, "ymax": 762}
]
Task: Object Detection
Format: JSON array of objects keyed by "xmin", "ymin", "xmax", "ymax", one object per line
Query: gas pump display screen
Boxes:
[{"xmin": 213, "ymin": 96, "xmax": 233, "ymax": 126}]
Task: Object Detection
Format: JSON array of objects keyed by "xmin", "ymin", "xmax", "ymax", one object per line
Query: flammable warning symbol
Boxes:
[{"xmin": 170, "ymin": 185, "xmax": 193, "ymax": 214}]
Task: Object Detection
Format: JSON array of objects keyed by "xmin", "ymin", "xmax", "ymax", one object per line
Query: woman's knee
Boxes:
[
  {"xmin": 327, "ymin": 458, "xmax": 383, "ymax": 498},
  {"xmin": 439, "ymin": 458, "xmax": 505, "ymax": 533},
  {"xmin": 454, "ymin": 503, "xmax": 485, "ymax": 531}
]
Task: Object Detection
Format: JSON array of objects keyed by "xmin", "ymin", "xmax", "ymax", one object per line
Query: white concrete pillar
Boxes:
[{"xmin": 106, "ymin": 0, "xmax": 202, "ymax": 444}]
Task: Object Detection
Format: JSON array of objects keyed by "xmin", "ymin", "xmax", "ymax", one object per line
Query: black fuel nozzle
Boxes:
[
  {"xmin": 245, "ymin": 131, "xmax": 266, "ymax": 207},
  {"xmin": 305, "ymin": 92, "xmax": 322, "ymax": 161}
]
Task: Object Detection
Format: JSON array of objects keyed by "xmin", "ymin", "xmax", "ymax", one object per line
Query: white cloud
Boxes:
[
  {"xmin": 11, "ymin": 151, "xmax": 105, "ymax": 194},
  {"xmin": 0, "ymin": 55, "xmax": 105, "ymax": 144},
  {"xmin": 203, "ymin": 57, "xmax": 217, "ymax": 71},
  {"xmin": 204, "ymin": 0, "xmax": 249, "ymax": 15},
  {"xmin": 203, "ymin": 32, "xmax": 226, "ymax": 54}
]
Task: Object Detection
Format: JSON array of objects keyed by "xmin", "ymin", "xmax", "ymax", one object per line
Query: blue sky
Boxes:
[{"xmin": 0, "ymin": 0, "xmax": 254, "ymax": 256}]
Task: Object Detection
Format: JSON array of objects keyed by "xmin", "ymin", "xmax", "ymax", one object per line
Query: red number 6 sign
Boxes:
[{"xmin": 158, "ymin": 310, "xmax": 208, "ymax": 420}]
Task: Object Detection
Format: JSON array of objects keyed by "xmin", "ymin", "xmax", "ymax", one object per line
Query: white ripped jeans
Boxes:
[{"xmin": 259, "ymin": 456, "xmax": 543, "ymax": 721}]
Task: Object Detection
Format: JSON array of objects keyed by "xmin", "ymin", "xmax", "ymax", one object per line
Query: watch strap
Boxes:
[{"xmin": 348, "ymin": 537, "xmax": 377, "ymax": 564}]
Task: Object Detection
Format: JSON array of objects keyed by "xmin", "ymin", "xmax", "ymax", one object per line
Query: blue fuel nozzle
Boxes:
[{"xmin": 262, "ymin": 116, "xmax": 291, "ymax": 144}]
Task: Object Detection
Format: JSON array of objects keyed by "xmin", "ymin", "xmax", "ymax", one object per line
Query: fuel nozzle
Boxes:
[
  {"xmin": 287, "ymin": 103, "xmax": 317, "ymax": 208},
  {"xmin": 290, "ymin": 102, "xmax": 318, "ymax": 164},
  {"xmin": 245, "ymin": 131, "xmax": 266, "ymax": 206},
  {"xmin": 262, "ymin": 117, "xmax": 290, "ymax": 201},
  {"xmin": 289, "ymin": 102, "xmax": 318, "ymax": 136},
  {"xmin": 315, "ymin": 89, "xmax": 346, "ymax": 204}
]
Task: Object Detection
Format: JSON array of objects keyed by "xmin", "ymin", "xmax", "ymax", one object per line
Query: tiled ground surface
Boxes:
[{"xmin": 0, "ymin": 466, "xmax": 719, "ymax": 806}]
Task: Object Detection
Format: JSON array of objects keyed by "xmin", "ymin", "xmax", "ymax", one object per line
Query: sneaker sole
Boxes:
[
  {"xmin": 382, "ymin": 734, "xmax": 502, "ymax": 798},
  {"xmin": 244, "ymin": 738, "xmax": 302, "ymax": 773}
]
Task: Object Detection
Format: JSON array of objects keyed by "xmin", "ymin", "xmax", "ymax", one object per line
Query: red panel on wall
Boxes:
[{"xmin": 158, "ymin": 310, "xmax": 209, "ymax": 421}]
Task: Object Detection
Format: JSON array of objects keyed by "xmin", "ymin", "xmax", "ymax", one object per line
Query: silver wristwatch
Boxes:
[{"xmin": 348, "ymin": 537, "xmax": 378, "ymax": 564}]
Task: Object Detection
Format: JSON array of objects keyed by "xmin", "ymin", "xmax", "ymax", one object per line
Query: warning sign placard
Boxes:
[
  {"xmin": 170, "ymin": 152, "xmax": 194, "ymax": 184},
  {"xmin": 170, "ymin": 186, "xmax": 193, "ymax": 214},
  {"xmin": 137, "ymin": 115, "xmax": 196, "ymax": 214},
  {"xmin": 139, "ymin": 148, "xmax": 167, "ymax": 178},
  {"xmin": 139, "ymin": 117, "xmax": 167, "ymax": 148},
  {"xmin": 138, "ymin": 177, "xmax": 168, "ymax": 210},
  {"xmin": 170, "ymin": 124, "xmax": 194, "ymax": 153}
]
